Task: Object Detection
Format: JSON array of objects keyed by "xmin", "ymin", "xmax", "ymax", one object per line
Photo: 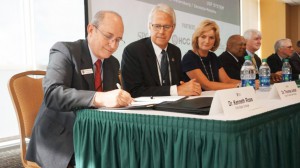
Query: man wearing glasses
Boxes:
[
  {"xmin": 26, "ymin": 11, "xmax": 132, "ymax": 168},
  {"xmin": 267, "ymin": 38, "xmax": 294, "ymax": 82},
  {"xmin": 121, "ymin": 3, "xmax": 201, "ymax": 98}
]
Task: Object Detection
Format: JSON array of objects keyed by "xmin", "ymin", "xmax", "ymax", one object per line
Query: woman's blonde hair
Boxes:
[{"xmin": 192, "ymin": 19, "xmax": 220, "ymax": 51}]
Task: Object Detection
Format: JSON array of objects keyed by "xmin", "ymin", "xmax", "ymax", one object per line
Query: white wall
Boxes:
[
  {"xmin": 241, "ymin": 0, "xmax": 260, "ymax": 33},
  {"xmin": 0, "ymin": 0, "xmax": 84, "ymax": 140}
]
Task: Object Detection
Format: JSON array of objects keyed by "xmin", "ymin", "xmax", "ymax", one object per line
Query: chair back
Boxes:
[{"xmin": 8, "ymin": 70, "xmax": 45, "ymax": 168}]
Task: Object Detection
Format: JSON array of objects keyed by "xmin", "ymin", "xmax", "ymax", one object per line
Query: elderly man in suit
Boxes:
[
  {"xmin": 290, "ymin": 40, "xmax": 300, "ymax": 79},
  {"xmin": 219, "ymin": 35, "xmax": 246, "ymax": 80},
  {"xmin": 121, "ymin": 3, "xmax": 201, "ymax": 98},
  {"xmin": 267, "ymin": 38, "xmax": 294, "ymax": 82},
  {"xmin": 26, "ymin": 11, "xmax": 132, "ymax": 168},
  {"xmin": 243, "ymin": 29, "xmax": 262, "ymax": 79}
]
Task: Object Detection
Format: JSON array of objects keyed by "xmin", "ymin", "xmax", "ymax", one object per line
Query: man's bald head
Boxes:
[{"xmin": 226, "ymin": 35, "xmax": 246, "ymax": 58}]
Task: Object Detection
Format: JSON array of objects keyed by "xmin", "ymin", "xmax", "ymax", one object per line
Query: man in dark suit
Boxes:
[
  {"xmin": 26, "ymin": 11, "xmax": 132, "ymax": 168},
  {"xmin": 267, "ymin": 38, "xmax": 294, "ymax": 82},
  {"xmin": 121, "ymin": 4, "xmax": 201, "ymax": 98},
  {"xmin": 219, "ymin": 35, "xmax": 246, "ymax": 80},
  {"xmin": 290, "ymin": 40, "xmax": 300, "ymax": 79},
  {"xmin": 243, "ymin": 29, "xmax": 262, "ymax": 79}
]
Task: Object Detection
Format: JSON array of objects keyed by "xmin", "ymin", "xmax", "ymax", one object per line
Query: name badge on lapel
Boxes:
[{"xmin": 81, "ymin": 68, "xmax": 93, "ymax": 75}]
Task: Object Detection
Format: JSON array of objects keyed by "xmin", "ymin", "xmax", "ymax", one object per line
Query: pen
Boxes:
[{"xmin": 116, "ymin": 83, "xmax": 121, "ymax": 89}]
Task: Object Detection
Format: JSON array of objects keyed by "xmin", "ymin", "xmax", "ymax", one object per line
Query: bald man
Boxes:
[
  {"xmin": 26, "ymin": 11, "xmax": 132, "ymax": 168},
  {"xmin": 218, "ymin": 35, "xmax": 246, "ymax": 80}
]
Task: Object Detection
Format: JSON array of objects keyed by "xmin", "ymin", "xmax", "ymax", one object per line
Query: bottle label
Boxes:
[
  {"xmin": 259, "ymin": 76, "xmax": 270, "ymax": 87},
  {"xmin": 282, "ymin": 74, "xmax": 292, "ymax": 82},
  {"xmin": 241, "ymin": 79, "xmax": 255, "ymax": 88}
]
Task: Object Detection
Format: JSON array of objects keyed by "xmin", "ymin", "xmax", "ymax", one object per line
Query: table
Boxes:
[{"xmin": 73, "ymin": 96, "xmax": 300, "ymax": 168}]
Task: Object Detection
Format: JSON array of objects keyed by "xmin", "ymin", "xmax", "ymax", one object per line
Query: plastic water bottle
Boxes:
[
  {"xmin": 282, "ymin": 59, "xmax": 292, "ymax": 82},
  {"xmin": 240, "ymin": 56, "xmax": 256, "ymax": 88},
  {"xmin": 259, "ymin": 59, "xmax": 271, "ymax": 91}
]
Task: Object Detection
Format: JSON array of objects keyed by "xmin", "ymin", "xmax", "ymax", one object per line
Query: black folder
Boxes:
[
  {"xmin": 153, "ymin": 97, "xmax": 213, "ymax": 115},
  {"xmin": 102, "ymin": 97, "xmax": 213, "ymax": 115}
]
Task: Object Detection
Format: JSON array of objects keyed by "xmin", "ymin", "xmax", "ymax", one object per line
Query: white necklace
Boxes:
[{"xmin": 197, "ymin": 50, "xmax": 214, "ymax": 81}]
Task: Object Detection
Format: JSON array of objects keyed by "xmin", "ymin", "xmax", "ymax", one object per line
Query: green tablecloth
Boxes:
[{"xmin": 74, "ymin": 104, "xmax": 300, "ymax": 168}]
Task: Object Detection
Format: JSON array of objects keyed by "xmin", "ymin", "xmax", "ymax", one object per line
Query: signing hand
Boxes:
[{"xmin": 94, "ymin": 89, "xmax": 133, "ymax": 108}]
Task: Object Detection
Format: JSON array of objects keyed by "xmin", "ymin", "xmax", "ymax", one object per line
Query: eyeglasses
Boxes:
[
  {"xmin": 93, "ymin": 25, "xmax": 125, "ymax": 46},
  {"xmin": 151, "ymin": 24, "xmax": 174, "ymax": 31}
]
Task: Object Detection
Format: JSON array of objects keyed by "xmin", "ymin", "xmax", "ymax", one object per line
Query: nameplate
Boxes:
[
  {"xmin": 209, "ymin": 87, "xmax": 257, "ymax": 115},
  {"xmin": 268, "ymin": 81, "xmax": 300, "ymax": 100},
  {"xmin": 81, "ymin": 68, "xmax": 93, "ymax": 75}
]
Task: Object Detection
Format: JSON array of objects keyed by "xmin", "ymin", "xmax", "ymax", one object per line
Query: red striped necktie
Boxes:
[{"xmin": 94, "ymin": 59, "xmax": 102, "ymax": 91}]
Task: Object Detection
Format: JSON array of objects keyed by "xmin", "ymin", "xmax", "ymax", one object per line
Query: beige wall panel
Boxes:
[{"xmin": 260, "ymin": 0, "xmax": 286, "ymax": 58}]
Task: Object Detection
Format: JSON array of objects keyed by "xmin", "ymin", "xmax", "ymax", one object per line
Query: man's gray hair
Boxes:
[
  {"xmin": 243, "ymin": 29, "xmax": 261, "ymax": 40},
  {"xmin": 147, "ymin": 3, "xmax": 176, "ymax": 26},
  {"xmin": 274, "ymin": 38, "xmax": 291, "ymax": 52}
]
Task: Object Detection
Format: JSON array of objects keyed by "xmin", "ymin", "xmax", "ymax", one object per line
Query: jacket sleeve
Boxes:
[{"xmin": 43, "ymin": 42, "xmax": 95, "ymax": 111}]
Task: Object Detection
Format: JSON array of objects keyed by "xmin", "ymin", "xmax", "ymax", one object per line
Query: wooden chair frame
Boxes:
[{"xmin": 8, "ymin": 70, "xmax": 45, "ymax": 168}]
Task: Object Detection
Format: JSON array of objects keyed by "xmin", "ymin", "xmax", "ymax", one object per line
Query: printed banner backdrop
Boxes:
[{"xmin": 86, "ymin": 0, "xmax": 240, "ymax": 61}]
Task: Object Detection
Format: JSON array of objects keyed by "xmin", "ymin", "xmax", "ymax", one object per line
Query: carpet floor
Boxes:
[{"xmin": 0, "ymin": 146, "xmax": 23, "ymax": 168}]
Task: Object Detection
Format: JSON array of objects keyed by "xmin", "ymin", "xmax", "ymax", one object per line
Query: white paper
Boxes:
[{"xmin": 133, "ymin": 96, "xmax": 186, "ymax": 104}]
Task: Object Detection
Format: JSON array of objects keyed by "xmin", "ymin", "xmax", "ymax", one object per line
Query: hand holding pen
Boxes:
[{"xmin": 93, "ymin": 83, "xmax": 133, "ymax": 108}]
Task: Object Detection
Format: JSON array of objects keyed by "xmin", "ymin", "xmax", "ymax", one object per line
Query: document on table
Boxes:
[
  {"xmin": 99, "ymin": 96, "xmax": 188, "ymax": 110},
  {"xmin": 133, "ymin": 96, "xmax": 187, "ymax": 105},
  {"xmin": 98, "ymin": 96, "xmax": 187, "ymax": 110}
]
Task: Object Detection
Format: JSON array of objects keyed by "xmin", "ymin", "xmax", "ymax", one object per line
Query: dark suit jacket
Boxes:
[
  {"xmin": 218, "ymin": 51, "xmax": 244, "ymax": 80},
  {"xmin": 290, "ymin": 52, "xmax": 300, "ymax": 79},
  {"xmin": 121, "ymin": 37, "xmax": 182, "ymax": 98},
  {"xmin": 26, "ymin": 40, "xmax": 119, "ymax": 168},
  {"xmin": 267, "ymin": 53, "xmax": 283, "ymax": 73}
]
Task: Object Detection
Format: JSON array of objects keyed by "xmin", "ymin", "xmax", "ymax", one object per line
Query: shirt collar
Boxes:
[
  {"xmin": 276, "ymin": 53, "xmax": 284, "ymax": 61},
  {"xmin": 88, "ymin": 45, "xmax": 104, "ymax": 64},
  {"xmin": 227, "ymin": 51, "xmax": 239, "ymax": 62},
  {"xmin": 246, "ymin": 50, "xmax": 254, "ymax": 57},
  {"xmin": 151, "ymin": 40, "xmax": 168, "ymax": 58}
]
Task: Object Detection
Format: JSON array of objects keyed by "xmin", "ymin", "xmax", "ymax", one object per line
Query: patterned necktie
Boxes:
[
  {"xmin": 160, "ymin": 50, "xmax": 170, "ymax": 86},
  {"xmin": 94, "ymin": 59, "xmax": 102, "ymax": 91},
  {"xmin": 251, "ymin": 55, "xmax": 258, "ymax": 74}
]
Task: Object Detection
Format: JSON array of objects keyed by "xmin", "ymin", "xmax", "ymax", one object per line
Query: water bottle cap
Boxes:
[{"xmin": 244, "ymin": 55, "xmax": 251, "ymax": 60}]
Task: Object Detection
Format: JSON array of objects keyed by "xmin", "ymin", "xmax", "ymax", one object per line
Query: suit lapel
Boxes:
[
  {"xmin": 81, "ymin": 40, "xmax": 95, "ymax": 90},
  {"xmin": 276, "ymin": 54, "xmax": 283, "ymax": 67},
  {"xmin": 145, "ymin": 38, "xmax": 161, "ymax": 85}
]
